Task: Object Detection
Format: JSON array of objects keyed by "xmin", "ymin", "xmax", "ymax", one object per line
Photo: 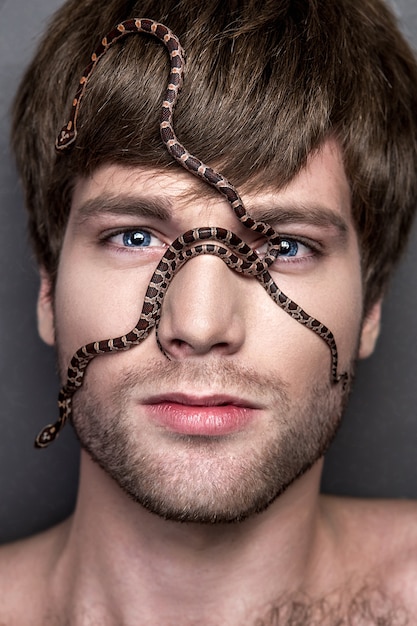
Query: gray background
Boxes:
[{"xmin": 0, "ymin": 0, "xmax": 416, "ymax": 544}]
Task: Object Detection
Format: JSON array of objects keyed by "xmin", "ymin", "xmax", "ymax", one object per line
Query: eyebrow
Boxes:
[
  {"xmin": 74, "ymin": 194, "xmax": 173, "ymax": 223},
  {"xmin": 74, "ymin": 193, "xmax": 349, "ymax": 240},
  {"xmin": 246, "ymin": 202, "xmax": 350, "ymax": 239}
]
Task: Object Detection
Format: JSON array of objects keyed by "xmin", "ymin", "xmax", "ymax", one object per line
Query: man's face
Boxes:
[{"xmin": 38, "ymin": 140, "xmax": 380, "ymax": 523}]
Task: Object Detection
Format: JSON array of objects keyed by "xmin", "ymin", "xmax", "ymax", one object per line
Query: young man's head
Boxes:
[{"xmin": 10, "ymin": 0, "xmax": 417, "ymax": 522}]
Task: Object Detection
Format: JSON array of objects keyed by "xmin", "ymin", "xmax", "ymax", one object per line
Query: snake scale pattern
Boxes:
[{"xmin": 35, "ymin": 18, "xmax": 347, "ymax": 448}]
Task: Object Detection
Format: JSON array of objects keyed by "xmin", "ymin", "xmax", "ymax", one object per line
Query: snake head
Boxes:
[
  {"xmin": 34, "ymin": 423, "xmax": 59, "ymax": 448},
  {"xmin": 55, "ymin": 126, "xmax": 76, "ymax": 151}
]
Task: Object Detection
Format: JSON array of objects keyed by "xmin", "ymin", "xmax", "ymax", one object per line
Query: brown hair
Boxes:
[{"xmin": 11, "ymin": 0, "xmax": 417, "ymax": 310}]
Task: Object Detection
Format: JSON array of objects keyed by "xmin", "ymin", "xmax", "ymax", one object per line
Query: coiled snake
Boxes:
[{"xmin": 35, "ymin": 18, "xmax": 347, "ymax": 448}]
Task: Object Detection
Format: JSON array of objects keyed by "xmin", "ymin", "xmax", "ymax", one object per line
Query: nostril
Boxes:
[{"xmin": 173, "ymin": 339, "xmax": 187, "ymax": 349}]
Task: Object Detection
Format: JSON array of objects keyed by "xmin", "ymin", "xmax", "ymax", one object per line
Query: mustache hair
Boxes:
[
  {"xmin": 124, "ymin": 357, "xmax": 289, "ymax": 389},
  {"xmin": 76, "ymin": 356, "xmax": 293, "ymax": 406}
]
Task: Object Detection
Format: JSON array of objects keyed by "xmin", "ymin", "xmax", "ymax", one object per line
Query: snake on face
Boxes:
[{"xmin": 35, "ymin": 18, "xmax": 348, "ymax": 448}]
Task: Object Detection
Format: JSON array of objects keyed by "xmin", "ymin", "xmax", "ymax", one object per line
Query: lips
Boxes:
[{"xmin": 142, "ymin": 393, "xmax": 259, "ymax": 436}]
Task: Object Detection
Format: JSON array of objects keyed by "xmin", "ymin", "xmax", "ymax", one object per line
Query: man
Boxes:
[{"xmin": 2, "ymin": 0, "xmax": 417, "ymax": 623}]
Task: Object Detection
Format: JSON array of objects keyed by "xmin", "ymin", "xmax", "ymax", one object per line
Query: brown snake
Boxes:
[{"xmin": 35, "ymin": 18, "xmax": 348, "ymax": 448}]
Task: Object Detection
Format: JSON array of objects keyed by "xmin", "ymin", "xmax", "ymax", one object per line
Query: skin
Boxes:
[{"xmin": 1, "ymin": 140, "xmax": 417, "ymax": 625}]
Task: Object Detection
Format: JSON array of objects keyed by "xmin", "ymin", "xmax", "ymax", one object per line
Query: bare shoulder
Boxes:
[
  {"xmin": 0, "ymin": 520, "xmax": 69, "ymax": 623},
  {"xmin": 321, "ymin": 494, "xmax": 417, "ymax": 607}
]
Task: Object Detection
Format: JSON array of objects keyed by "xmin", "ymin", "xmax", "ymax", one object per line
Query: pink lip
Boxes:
[{"xmin": 143, "ymin": 393, "xmax": 259, "ymax": 436}]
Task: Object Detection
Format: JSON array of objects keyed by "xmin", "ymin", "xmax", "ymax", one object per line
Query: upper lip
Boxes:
[{"xmin": 142, "ymin": 392, "xmax": 262, "ymax": 409}]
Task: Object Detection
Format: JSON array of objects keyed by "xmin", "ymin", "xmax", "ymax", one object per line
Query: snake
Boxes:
[{"xmin": 35, "ymin": 18, "xmax": 348, "ymax": 448}]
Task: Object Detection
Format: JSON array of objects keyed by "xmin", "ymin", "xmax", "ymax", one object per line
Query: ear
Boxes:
[
  {"xmin": 358, "ymin": 299, "xmax": 382, "ymax": 359},
  {"xmin": 37, "ymin": 268, "xmax": 55, "ymax": 346}
]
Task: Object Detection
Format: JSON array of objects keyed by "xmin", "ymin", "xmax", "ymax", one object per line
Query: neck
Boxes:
[{"xmin": 51, "ymin": 452, "xmax": 334, "ymax": 625}]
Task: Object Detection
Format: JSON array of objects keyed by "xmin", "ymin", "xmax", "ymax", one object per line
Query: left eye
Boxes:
[
  {"xmin": 279, "ymin": 238, "xmax": 310, "ymax": 258},
  {"xmin": 108, "ymin": 229, "xmax": 162, "ymax": 248},
  {"xmin": 256, "ymin": 237, "xmax": 314, "ymax": 261}
]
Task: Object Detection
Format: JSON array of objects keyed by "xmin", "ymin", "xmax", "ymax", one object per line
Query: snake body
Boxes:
[{"xmin": 36, "ymin": 19, "xmax": 347, "ymax": 448}]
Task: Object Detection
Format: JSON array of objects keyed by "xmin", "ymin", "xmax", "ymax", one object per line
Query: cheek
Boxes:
[
  {"xmin": 245, "ymin": 306, "xmax": 334, "ymax": 388},
  {"xmin": 54, "ymin": 258, "xmax": 154, "ymax": 361},
  {"xmin": 325, "ymin": 274, "xmax": 363, "ymax": 359},
  {"xmin": 316, "ymin": 255, "xmax": 364, "ymax": 361},
  {"xmin": 253, "ymin": 255, "xmax": 364, "ymax": 381}
]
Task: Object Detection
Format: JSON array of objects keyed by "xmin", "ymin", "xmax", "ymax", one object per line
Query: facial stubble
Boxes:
[{"xmin": 69, "ymin": 357, "xmax": 353, "ymax": 524}]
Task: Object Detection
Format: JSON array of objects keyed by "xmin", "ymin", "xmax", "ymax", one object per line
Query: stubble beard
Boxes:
[{"xmin": 68, "ymin": 356, "xmax": 353, "ymax": 524}]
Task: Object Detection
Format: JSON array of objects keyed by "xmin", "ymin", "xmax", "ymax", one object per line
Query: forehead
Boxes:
[{"xmin": 70, "ymin": 139, "xmax": 351, "ymax": 224}]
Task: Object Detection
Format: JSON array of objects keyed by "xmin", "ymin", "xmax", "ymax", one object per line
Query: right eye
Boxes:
[{"xmin": 106, "ymin": 228, "xmax": 163, "ymax": 249}]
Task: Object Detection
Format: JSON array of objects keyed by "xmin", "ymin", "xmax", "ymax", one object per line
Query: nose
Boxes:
[{"xmin": 156, "ymin": 252, "xmax": 248, "ymax": 359}]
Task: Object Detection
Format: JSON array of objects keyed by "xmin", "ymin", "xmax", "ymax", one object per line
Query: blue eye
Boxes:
[
  {"xmin": 106, "ymin": 228, "xmax": 163, "ymax": 249},
  {"xmin": 122, "ymin": 230, "xmax": 151, "ymax": 247},
  {"xmin": 256, "ymin": 237, "xmax": 314, "ymax": 262},
  {"xmin": 279, "ymin": 239, "xmax": 300, "ymax": 257}
]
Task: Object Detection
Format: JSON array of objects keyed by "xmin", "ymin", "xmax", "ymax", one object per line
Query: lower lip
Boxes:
[{"xmin": 144, "ymin": 402, "xmax": 254, "ymax": 436}]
